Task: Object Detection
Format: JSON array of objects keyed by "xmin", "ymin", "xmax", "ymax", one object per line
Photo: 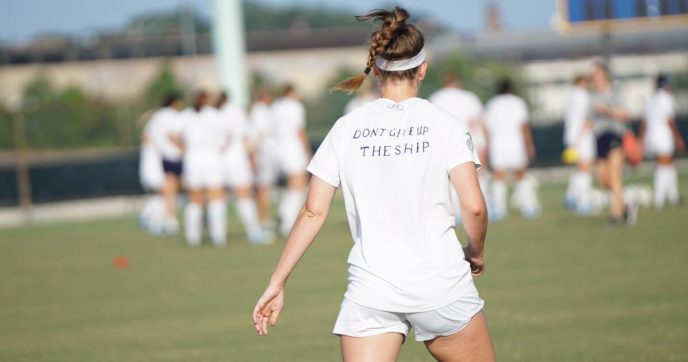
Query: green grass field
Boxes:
[{"xmin": 1, "ymin": 178, "xmax": 687, "ymax": 361}]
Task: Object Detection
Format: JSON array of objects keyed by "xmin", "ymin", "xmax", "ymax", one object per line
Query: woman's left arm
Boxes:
[{"xmin": 252, "ymin": 176, "xmax": 337, "ymax": 336}]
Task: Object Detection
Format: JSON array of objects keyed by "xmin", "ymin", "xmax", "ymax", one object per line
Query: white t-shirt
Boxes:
[
  {"xmin": 563, "ymin": 87, "xmax": 591, "ymax": 147},
  {"xmin": 430, "ymin": 87, "xmax": 486, "ymax": 151},
  {"xmin": 307, "ymin": 97, "xmax": 481, "ymax": 313},
  {"xmin": 147, "ymin": 107, "xmax": 185, "ymax": 161},
  {"xmin": 218, "ymin": 103, "xmax": 249, "ymax": 154},
  {"xmin": 429, "ymin": 87, "xmax": 482, "ymax": 129},
  {"xmin": 485, "ymin": 94, "xmax": 528, "ymax": 150},
  {"xmin": 643, "ymin": 89, "xmax": 675, "ymax": 146},
  {"xmin": 250, "ymin": 101, "xmax": 275, "ymax": 146},
  {"xmin": 182, "ymin": 106, "xmax": 229, "ymax": 152},
  {"xmin": 271, "ymin": 97, "xmax": 305, "ymax": 142}
]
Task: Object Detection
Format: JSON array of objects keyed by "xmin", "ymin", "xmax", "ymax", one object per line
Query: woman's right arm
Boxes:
[
  {"xmin": 253, "ymin": 175, "xmax": 337, "ymax": 336},
  {"xmin": 450, "ymin": 163, "xmax": 488, "ymax": 277}
]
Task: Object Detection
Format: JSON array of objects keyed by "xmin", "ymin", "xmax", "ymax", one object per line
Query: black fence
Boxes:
[{"xmin": 1, "ymin": 118, "xmax": 686, "ymax": 207}]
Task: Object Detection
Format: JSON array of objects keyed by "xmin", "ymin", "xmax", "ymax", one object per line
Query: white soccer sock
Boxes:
[
  {"xmin": 279, "ymin": 189, "xmax": 306, "ymax": 236},
  {"xmin": 565, "ymin": 172, "xmax": 579, "ymax": 203},
  {"xmin": 654, "ymin": 166, "xmax": 672, "ymax": 208},
  {"xmin": 515, "ymin": 176, "xmax": 540, "ymax": 216},
  {"xmin": 237, "ymin": 197, "xmax": 262, "ymax": 236},
  {"xmin": 207, "ymin": 200, "xmax": 227, "ymax": 246},
  {"xmin": 662, "ymin": 165, "xmax": 680, "ymax": 205},
  {"xmin": 491, "ymin": 180, "xmax": 508, "ymax": 218},
  {"xmin": 577, "ymin": 172, "xmax": 593, "ymax": 211},
  {"xmin": 654, "ymin": 164, "xmax": 679, "ymax": 208},
  {"xmin": 184, "ymin": 203, "xmax": 203, "ymax": 247}
]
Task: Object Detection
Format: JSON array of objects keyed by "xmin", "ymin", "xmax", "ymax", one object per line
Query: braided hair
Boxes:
[{"xmin": 333, "ymin": 7, "xmax": 425, "ymax": 93}]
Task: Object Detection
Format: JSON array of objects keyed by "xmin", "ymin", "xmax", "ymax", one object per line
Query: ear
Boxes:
[{"xmin": 417, "ymin": 62, "xmax": 428, "ymax": 81}]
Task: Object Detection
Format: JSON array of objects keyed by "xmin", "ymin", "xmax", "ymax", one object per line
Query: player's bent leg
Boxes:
[
  {"xmin": 424, "ymin": 311, "xmax": 495, "ymax": 362},
  {"xmin": 340, "ymin": 333, "xmax": 404, "ymax": 362}
]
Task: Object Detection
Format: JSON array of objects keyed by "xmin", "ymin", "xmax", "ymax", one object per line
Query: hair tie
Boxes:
[{"xmin": 364, "ymin": 67, "xmax": 371, "ymax": 75}]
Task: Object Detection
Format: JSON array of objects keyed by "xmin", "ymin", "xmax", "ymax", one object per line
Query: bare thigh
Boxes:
[
  {"xmin": 287, "ymin": 173, "xmax": 308, "ymax": 190},
  {"xmin": 340, "ymin": 333, "xmax": 404, "ymax": 362},
  {"xmin": 424, "ymin": 311, "xmax": 495, "ymax": 362}
]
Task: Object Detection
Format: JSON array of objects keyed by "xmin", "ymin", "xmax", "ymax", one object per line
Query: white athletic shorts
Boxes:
[
  {"xmin": 489, "ymin": 138, "xmax": 527, "ymax": 170},
  {"xmin": 333, "ymin": 290, "xmax": 484, "ymax": 342},
  {"xmin": 644, "ymin": 130, "xmax": 674, "ymax": 157},
  {"xmin": 223, "ymin": 146, "xmax": 254, "ymax": 188},
  {"xmin": 183, "ymin": 150, "xmax": 224, "ymax": 189},
  {"xmin": 574, "ymin": 132, "xmax": 596, "ymax": 163},
  {"xmin": 256, "ymin": 141, "xmax": 280, "ymax": 186},
  {"xmin": 278, "ymin": 139, "xmax": 308, "ymax": 176},
  {"xmin": 139, "ymin": 145, "xmax": 164, "ymax": 191}
]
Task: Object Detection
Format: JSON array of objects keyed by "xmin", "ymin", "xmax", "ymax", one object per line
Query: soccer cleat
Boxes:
[{"xmin": 623, "ymin": 203, "xmax": 638, "ymax": 227}]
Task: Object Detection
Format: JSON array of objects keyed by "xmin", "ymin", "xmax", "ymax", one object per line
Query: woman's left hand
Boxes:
[{"xmin": 253, "ymin": 282, "xmax": 285, "ymax": 336}]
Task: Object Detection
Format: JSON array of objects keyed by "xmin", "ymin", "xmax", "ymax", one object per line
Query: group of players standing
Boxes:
[
  {"xmin": 563, "ymin": 62, "xmax": 684, "ymax": 225},
  {"xmin": 138, "ymin": 84, "xmax": 310, "ymax": 246},
  {"xmin": 138, "ymin": 63, "xmax": 684, "ymax": 245}
]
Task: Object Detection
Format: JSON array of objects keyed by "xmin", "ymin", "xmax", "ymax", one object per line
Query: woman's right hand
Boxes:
[
  {"xmin": 252, "ymin": 282, "xmax": 285, "ymax": 336},
  {"xmin": 463, "ymin": 245, "xmax": 486, "ymax": 277}
]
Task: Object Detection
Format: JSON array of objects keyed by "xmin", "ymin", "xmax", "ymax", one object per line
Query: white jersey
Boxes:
[
  {"xmin": 271, "ymin": 97, "xmax": 308, "ymax": 175},
  {"xmin": 485, "ymin": 94, "xmax": 529, "ymax": 169},
  {"xmin": 563, "ymin": 87, "xmax": 591, "ymax": 147},
  {"xmin": 218, "ymin": 103, "xmax": 249, "ymax": 154},
  {"xmin": 429, "ymin": 87, "xmax": 485, "ymax": 151},
  {"xmin": 182, "ymin": 106, "xmax": 229, "ymax": 188},
  {"xmin": 217, "ymin": 103, "xmax": 254, "ymax": 187},
  {"xmin": 147, "ymin": 107, "xmax": 185, "ymax": 161},
  {"xmin": 250, "ymin": 101, "xmax": 276, "ymax": 146},
  {"xmin": 140, "ymin": 121, "xmax": 164, "ymax": 191},
  {"xmin": 643, "ymin": 89, "xmax": 676, "ymax": 156},
  {"xmin": 307, "ymin": 97, "xmax": 481, "ymax": 312}
]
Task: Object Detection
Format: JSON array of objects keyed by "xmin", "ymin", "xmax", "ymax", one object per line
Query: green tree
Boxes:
[{"xmin": 144, "ymin": 61, "xmax": 183, "ymax": 109}]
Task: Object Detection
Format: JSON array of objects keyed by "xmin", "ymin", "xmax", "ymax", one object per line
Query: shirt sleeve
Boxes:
[
  {"xmin": 307, "ymin": 120, "xmax": 341, "ymax": 187},
  {"xmin": 446, "ymin": 124, "xmax": 481, "ymax": 172},
  {"xmin": 666, "ymin": 95, "xmax": 675, "ymax": 118}
]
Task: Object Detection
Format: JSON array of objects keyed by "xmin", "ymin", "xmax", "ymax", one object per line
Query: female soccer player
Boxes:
[
  {"xmin": 146, "ymin": 93, "xmax": 185, "ymax": 234},
  {"xmin": 430, "ymin": 72, "xmax": 489, "ymax": 224},
  {"xmin": 253, "ymin": 7, "xmax": 495, "ymax": 361},
  {"xmin": 563, "ymin": 75, "xmax": 596, "ymax": 214},
  {"xmin": 250, "ymin": 89, "xmax": 279, "ymax": 230},
  {"xmin": 138, "ymin": 102, "xmax": 167, "ymax": 234},
  {"xmin": 217, "ymin": 92, "xmax": 271, "ymax": 245},
  {"xmin": 485, "ymin": 78, "xmax": 538, "ymax": 220},
  {"xmin": 589, "ymin": 62, "xmax": 634, "ymax": 225},
  {"xmin": 640, "ymin": 74, "xmax": 685, "ymax": 208},
  {"xmin": 181, "ymin": 91, "xmax": 230, "ymax": 246},
  {"xmin": 270, "ymin": 84, "xmax": 312, "ymax": 237}
]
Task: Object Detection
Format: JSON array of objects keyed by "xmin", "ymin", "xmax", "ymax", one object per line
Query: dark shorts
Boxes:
[
  {"xmin": 162, "ymin": 159, "xmax": 183, "ymax": 176},
  {"xmin": 596, "ymin": 131, "xmax": 622, "ymax": 160}
]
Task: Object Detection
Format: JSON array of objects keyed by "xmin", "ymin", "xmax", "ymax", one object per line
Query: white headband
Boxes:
[{"xmin": 375, "ymin": 47, "xmax": 426, "ymax": 72}]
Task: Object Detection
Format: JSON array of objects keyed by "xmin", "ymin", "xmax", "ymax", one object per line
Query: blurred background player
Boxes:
[
  {"xmin": 430, "ymin": 71, "xmax": 489, "ymax": 224},
  {"xmin": 640, "ymin": 74, "xmax": 685, "ymax": 209},
  {"xmin": 146, "ymin": 92, "xmax": 185, "ymax": 234},
  {"xmin": 138, "ymin": 98, "xmax": 168, "ymax": 235},
  {"xmin": 589, "ymin": 62, "xmax": 634, "ymax": 225},
  {"xmin": 181, "ymin": 91, "xmax": 230, "ymax": 247},
  {"xmin": 343, "ymin": 80, "xmax": 378, "ymax": 114},
  {"xmin": 271, "ymin": 84, "xmax": 311, "ymax": 237},
  {"xmin": 485, "ymin": 78, "xmax": 539, "ymax": 220},
  {"xmin": 217, "ymin": 92, "xmax": 272, "ymax": 245},
  {"xmin": 250, "ymin": 88, "xmax": 279, "ymax": 230},
  {"xmin": 563, "ymin": 75, "xmax": 596, "ymax": 214}
]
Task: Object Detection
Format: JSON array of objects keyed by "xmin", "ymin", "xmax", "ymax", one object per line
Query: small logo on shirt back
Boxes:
[
  {"xmin": 387, "ymin": 103, "xmax": 405, "ymax": 111},
  {"xmin": 466, "ymin": 132, "xmax": 475, "ymax": 152}
]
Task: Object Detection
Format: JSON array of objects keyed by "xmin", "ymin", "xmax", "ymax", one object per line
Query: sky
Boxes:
[{"xmin": 0, "ymin": 0, "xmax": 556, "ymax": 43}]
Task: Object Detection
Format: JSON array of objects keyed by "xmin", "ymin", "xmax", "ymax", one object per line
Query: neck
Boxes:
[{"xmin": 380, "ymin": 79, "xmax": 419, "ymax": 103}]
